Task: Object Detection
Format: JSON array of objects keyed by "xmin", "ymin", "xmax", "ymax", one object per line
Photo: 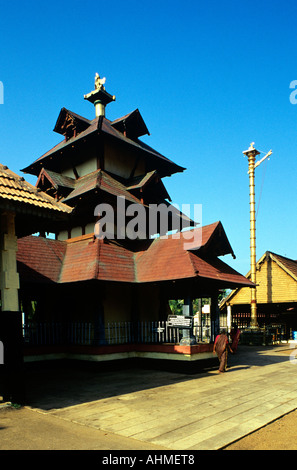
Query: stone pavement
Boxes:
[{"xmin": 22, "ymin": 344, "xmax": 297, "ymax": 450}]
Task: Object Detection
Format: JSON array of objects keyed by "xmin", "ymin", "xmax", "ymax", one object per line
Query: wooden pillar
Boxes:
[
  {"xmin": 227, "ymin": 304, "xmax": 232, "ymax": 333},
  {"xmin": 0, "ymin": 212, "xmax": 19, "ymax": 311},
  {"xmin": 0, "ymin": 211, "xmax": 25, "ymax": 403},
  {"xmin": 210, "ymin": 293, "xmax": 220, "ymax": 342},
  {"xmin": 197, "ymin": 298, "xmax": 202, "ymax": 341}
]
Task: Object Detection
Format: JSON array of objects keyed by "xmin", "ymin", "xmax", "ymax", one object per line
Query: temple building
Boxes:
[{"xmin": 16, "ymin": 74, "xmax": 253, "ymax": 366}]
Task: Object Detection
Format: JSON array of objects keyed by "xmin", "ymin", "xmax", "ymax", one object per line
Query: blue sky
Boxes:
[{"xmin": 0, "ymin": 0, "xmax": 296, "ymax": 276}]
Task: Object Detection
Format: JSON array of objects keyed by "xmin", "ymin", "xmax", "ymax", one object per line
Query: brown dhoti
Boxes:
[
  {"xmin": 217, "ymin": 349, "xmax": 228, "ymax": 372},
  {"xmin": 214, "ymin": 333, "xmax": 229, "ymax": 373}
]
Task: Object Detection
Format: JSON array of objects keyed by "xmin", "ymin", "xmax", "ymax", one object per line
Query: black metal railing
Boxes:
[{"xmin": 22, "ymin": 321, "xmax": 185, "ymax": 347}]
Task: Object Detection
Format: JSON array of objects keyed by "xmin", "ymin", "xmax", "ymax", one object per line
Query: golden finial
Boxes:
[{"xmin": 95, "ymin": 73, "xmax": 106, "ymax": 90}]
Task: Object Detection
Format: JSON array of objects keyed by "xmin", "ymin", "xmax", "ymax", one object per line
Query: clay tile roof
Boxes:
[
  {"xmin": 16, "ymin": 223, "xmax": 253, "ymax": 289},
  {"xmin": 0, "ymin": 164, "xmax": 72, "ymax": 214},
  {"xmin": 134, "ymin": 226, "xmax": 253, "ymax": 287},
  {"xmin": 37, "ymin": 168, "xmax": 76, "ymax": 190},
  {"xmin": 187, "ymin": 252, "xmax": 255, "ymax": 286},
  {"xmin": 126, "ymin": 170, "xmax": 157, "ymax": 190},
  {"xmin": 62, "ymin": 169, "xmax": 142, "ymax": 204},
  {"xmin": 17, "ymin": 236, "xmax": 66, "ymax": 283},
  {"xmin": 59, "ymin": 235, "xmax": 135, "ymax": 283},
  {"xmin": 135, "ymin": 236, "xmax": 194, "ymax": 282}
]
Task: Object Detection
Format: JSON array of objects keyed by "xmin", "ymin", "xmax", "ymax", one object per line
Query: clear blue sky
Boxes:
[{"xmin": 0, "ymin": 0, "xmax": 296, "ymax": 276}]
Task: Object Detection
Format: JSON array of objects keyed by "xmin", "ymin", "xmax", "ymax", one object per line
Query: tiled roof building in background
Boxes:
[{"xmin": 220, "ymin": 252, "xmax": 297, "ymax": 337}]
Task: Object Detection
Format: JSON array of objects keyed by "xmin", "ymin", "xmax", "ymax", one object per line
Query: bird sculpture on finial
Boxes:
[{"xmin": 95, "ymin": 73, "xmax": 106, "ymax": 90}]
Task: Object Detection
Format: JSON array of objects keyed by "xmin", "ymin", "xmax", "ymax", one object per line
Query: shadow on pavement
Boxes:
[{"xmin": 23, "ymin": 345, "xmax": 291, "ymax": 411}]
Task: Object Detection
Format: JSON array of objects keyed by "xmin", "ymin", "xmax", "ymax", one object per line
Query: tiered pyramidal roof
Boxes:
[{"xmin": 18, "ymin": 74, "xmax": 253, "ymax": 290}]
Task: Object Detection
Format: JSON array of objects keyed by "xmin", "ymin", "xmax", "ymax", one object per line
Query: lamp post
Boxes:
[{"xmin": 243, "ymin": 143, "xmax": 272, "ymax": 329}]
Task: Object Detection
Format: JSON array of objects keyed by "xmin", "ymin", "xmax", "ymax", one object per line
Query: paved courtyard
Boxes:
[{"xmin": 17, "ymin": 343, "xmax": 297, "ymax": 450}]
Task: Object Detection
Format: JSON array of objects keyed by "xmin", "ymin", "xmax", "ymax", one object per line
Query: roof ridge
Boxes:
[
  {"xmin": 186, "ymin": 249, "xmax": 199, "ymax": 277},
  {"xmin": 65, "ymin": 233, "xmax": 95, "ymax": 243},
  {"xmin": 43, "ymin": 237, "xmax": 66, "ymax": 265},
  {"xmin": 132, "ymin": 252, "xmax": 138, "ymax": 282},
  {"xmin": 75, "ymin": 168, "xmax": 101, "ymax": 181},
  {"xmin": 269, "ymin": 251, "xmax": 297, "ymax": 263},
  {"xmin": 269, "ymin": 252, "xmax": 297, "ymax": 281}
]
